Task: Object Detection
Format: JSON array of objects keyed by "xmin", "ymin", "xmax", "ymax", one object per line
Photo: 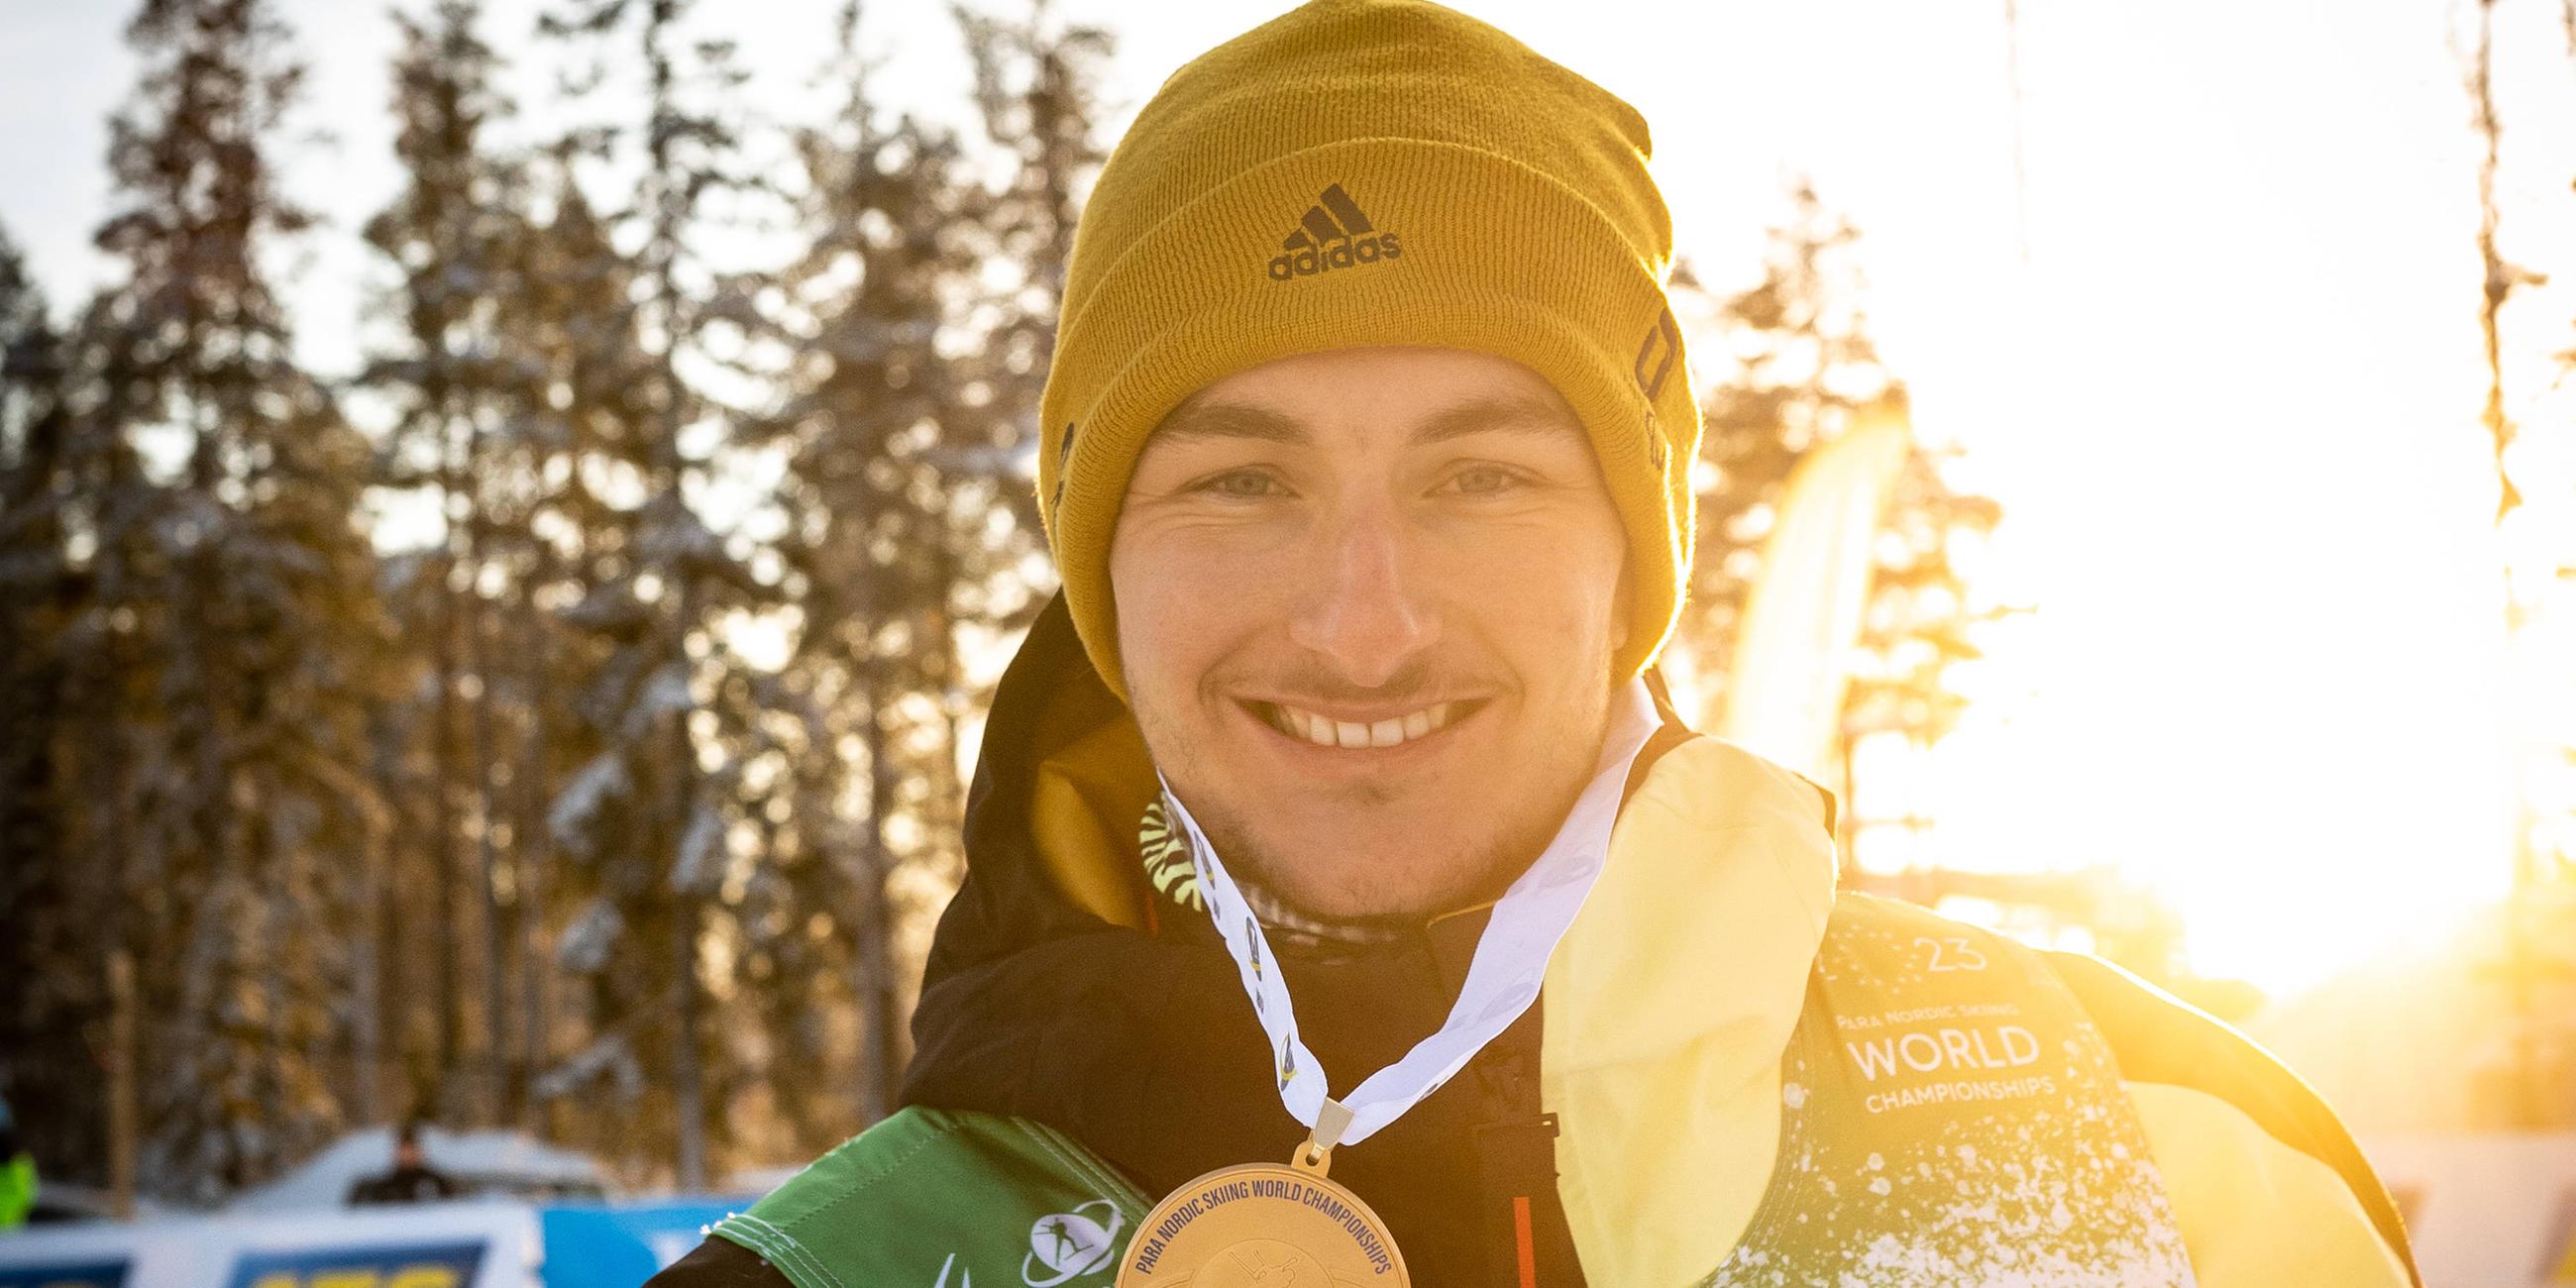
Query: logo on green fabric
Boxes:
[{"xmin": 1021, "ymin": 1199, "xmax": 1123, "ymax": 1286}]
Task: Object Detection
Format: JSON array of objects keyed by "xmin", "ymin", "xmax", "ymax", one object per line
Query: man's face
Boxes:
[{"xmin": 1110, "ymin": 347, "xmax": 1631, "ymax": 920}]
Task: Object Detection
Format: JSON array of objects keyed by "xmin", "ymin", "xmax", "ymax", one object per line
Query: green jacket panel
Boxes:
[{"xmin": 712, "ymin": 1107, "xmax": 1150, "ymax": 1288}]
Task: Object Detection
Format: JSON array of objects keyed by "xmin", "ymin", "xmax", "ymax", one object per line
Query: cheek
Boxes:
[
  {"xmin": 1110, "ymin": 526, "xmax": 1259, "ymax": 698},
  {"xmin": 1109, "ymin": 540, "xmax": 1175, "ymax": 697},
  {"xmin": 1435, "ymin": 519, "xmax": 1628, "ymax": 644}
]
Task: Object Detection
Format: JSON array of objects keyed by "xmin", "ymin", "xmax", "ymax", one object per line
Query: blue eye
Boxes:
[
  {"xmin": 1197, "ymin": 469, "xmax": 1281, "ymax": 498},
  {"xmin": 1447, "ymin": 466, "xmax": 1521, "ymax": 494}
]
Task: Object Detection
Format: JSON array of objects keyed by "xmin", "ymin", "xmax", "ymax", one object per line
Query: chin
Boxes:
[
  {"xmin": 1229, "ymin": 815, "xmax": 1496, "ymax": 920},
  {"xmin": 1266, "ymin": 871, "xmax": 1457, "ymax": 923}
]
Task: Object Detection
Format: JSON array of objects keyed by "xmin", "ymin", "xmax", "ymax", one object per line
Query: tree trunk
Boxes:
[
  {"xmin": 514, "ymin": 541, "xmax": 554, "ymax": 1131},
  {"xmin": 350, "ymin": 742, "xmax": 384, "ymax": 1129},
  {"xmin": 671, "ymin": 888, "xmax": 706, "ymax": 1188},
  {"xmin": 466, "ymin": 430, "xmax": 504, "ymax": 1128},
  {"xmin": 431, "ymin": 541, "xmax": 462, "ymax": 1116},
  {"xmin": 853, "ymin": 666, "xmax": 899, "ymax": 1126},
  {"xmin": 106, "ymin": 949, "xmax": 137, "ymax": 1219},
  {"xmin": 668, "ymin": 570, "xmax": 707, "ymax": 1188},
  {"xmin": 2469, "ymin": 0, "xmax": 2545, "ymax": 1131}
]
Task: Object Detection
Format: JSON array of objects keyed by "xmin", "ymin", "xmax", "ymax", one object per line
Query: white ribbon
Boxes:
[{"xmin": 1157, "ymin": 678, "xmax": 1660, "ymax": 1148}]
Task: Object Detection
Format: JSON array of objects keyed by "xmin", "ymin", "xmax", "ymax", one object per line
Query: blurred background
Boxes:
[{"xmin": 0, "ymin": 0, "xmax": 2570, "ymax": 1282}]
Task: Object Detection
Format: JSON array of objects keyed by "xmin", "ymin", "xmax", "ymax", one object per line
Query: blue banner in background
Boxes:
[
  {"xmin": 222, "ymin": 1240, "xmax": 485, "ymax": 1288},
  {"xmin": 0, "ymin": 1259, "xmax": 131, "ymax": 1288},
  {"xmin": 537, "ymin": 1201, "xmax": 746, "ymax": 1288},
  {"xmin": 0, "ymin": 1198, "xmax": 744, "ymax": 1288}
]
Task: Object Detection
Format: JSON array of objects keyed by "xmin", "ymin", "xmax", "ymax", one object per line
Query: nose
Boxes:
[{"xmin": 1284, "ymin": 503, "xmax": 1440, "ymax": 688}]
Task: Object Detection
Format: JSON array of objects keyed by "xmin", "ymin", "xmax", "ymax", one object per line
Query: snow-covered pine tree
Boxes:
[
  {"xmin": 953, "ymin": 0, "xmax": 1111, "ymax": 612},
  {"xmin": 480, "ymin": 150, "xmax": 688, "ymax": 1179},
  {"xmin": 75, "ymin": 0, "xmax": 392, "ymax": 1199},
  {"xmin": 0, "ymin": 224, "xmax": 101, "ymax": 1189},
  {"xmin": 0, "ymin": 222, "xmax": 180, "ymax": 1196},
  {"xmin": 1678, "ymin": 182, "xmax": 2000, "ymax": 863},
  {"xmin": 533, "ymin": 0, "xmax": 770, "ymax": 1188},
  {"xmin": 742, "ymin": 0, "xmax": 995, "ymax": 1131},
  {"xmin": 720, "ymin": 1, "xmax": 1112, "ymax": 1139},
  {"xmin": 485, "ymin": 164, "xmax": 660, "ymax": 1151},
  {"xmin": 0, "ymin": 224, "xmax": 73, "ymax": 956},
  {"xmin": 360, "ymin": 0, "xmax": 558, "ymax": 1128}
]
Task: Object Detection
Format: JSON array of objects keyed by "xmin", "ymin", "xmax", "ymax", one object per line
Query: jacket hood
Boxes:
[{"xmin": 903, "ymin": 592, "xmax": 1343, "ymax": 1181}]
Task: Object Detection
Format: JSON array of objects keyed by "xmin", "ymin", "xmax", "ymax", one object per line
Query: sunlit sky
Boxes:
[{"xmin": 6, "ymin": 0, "xmax": 2572, "ymax": 999}]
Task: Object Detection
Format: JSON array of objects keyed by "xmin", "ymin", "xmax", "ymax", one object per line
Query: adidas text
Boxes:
[{"xmin": 1268, "ymin": 231, "xmax": 1402, "ymax": 280}]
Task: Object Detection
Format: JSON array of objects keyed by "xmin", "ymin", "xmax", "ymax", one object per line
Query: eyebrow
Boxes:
[{"xmin": 1150, "ymin": 391, "xmax": 1582, "ymax": 448}]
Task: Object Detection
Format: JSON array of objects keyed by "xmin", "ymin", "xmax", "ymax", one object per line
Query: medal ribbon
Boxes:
[{"xmin": 1157, "ymin": 679, "xmax": 1660, "ymax": 1148}]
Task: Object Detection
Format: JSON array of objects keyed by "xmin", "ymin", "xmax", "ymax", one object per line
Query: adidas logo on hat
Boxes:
[{"xmin": 1266, "ymin": 183, "xmax": 1403, "ymax": 281}]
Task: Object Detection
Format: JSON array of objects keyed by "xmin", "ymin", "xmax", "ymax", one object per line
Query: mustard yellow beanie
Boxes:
[{"xmin": 1036, "ymin": 0, "xmax": 1699, "ymax": 698}]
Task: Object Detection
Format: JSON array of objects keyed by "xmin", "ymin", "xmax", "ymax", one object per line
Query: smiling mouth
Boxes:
[{"xmin": 1247, "ymin": 698, "xmax": 1482, "ymax": 750}]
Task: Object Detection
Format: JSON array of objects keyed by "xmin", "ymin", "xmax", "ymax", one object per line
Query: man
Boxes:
[
  {"xmin": 658, "ymin": 1, "xmax": 2420, "ymax": 1284},
  {"xmin": 347, "ymin": 1120, "xmax": 461, "ymax": 1205}
]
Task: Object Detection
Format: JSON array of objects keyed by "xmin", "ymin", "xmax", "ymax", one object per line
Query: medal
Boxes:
[
  {"xmin": 1117, "ymin": 1104, "xmax": 1406, "ymax": 1285},
  {"xmin": 1118, "ymin": 681, "xmax": 1661, "ymax": 1285}
]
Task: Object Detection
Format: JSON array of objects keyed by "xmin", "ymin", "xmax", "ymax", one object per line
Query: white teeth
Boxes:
[
  {"xmin": 1267, "ymin": 700, "xmax": 1462, "ymax": 750},
  {"xmin": 1303, "ymin": 711, "xmax": 1336, "ymax": 746}
]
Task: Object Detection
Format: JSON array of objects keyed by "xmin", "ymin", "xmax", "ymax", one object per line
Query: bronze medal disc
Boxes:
[{"xmin": 1114, "ymin": 1155, "xmax": 1409, "ymax": 1287}]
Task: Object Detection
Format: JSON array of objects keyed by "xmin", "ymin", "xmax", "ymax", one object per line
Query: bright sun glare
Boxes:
[{"xmin": 1559, "ymin": 0, "xmax": 2564, "ymax": 1001}]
